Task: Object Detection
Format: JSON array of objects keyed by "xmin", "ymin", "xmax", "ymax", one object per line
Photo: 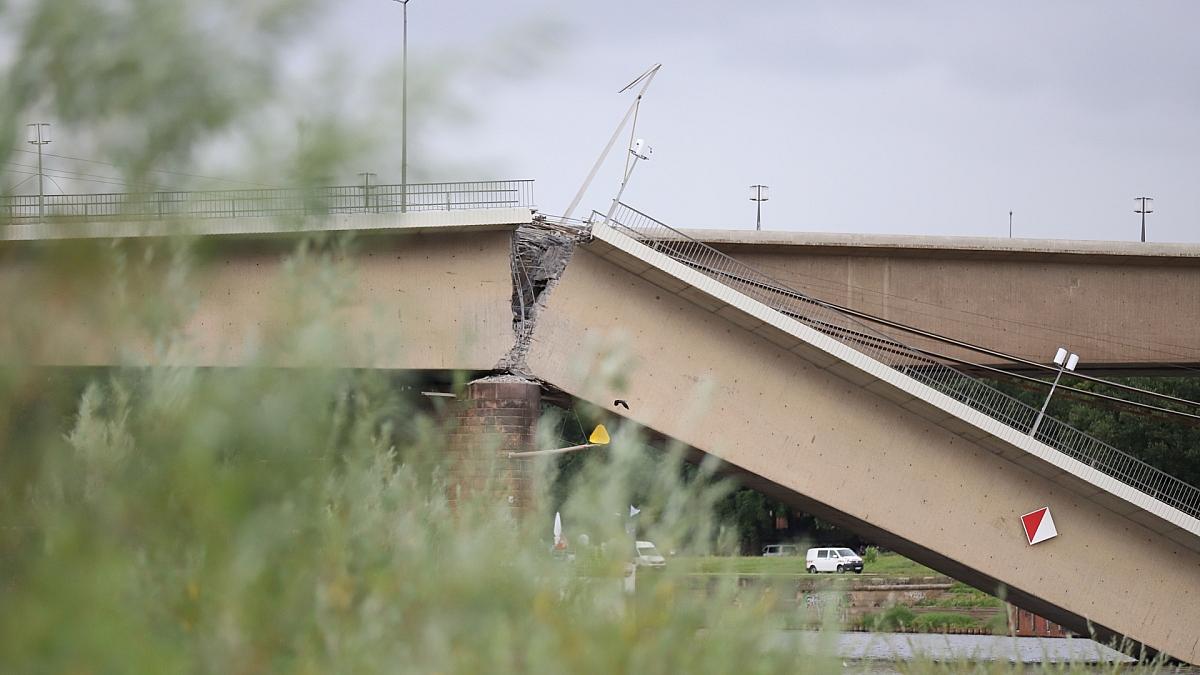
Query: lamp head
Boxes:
[{"xmin": 631, "ymin": 138, "xmax": 652, "ymax": 160}]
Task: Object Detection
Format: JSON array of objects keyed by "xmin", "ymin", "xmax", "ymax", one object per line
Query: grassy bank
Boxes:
[{"xmin": 672, "ymin": 552, "xmax": 938, "ymax": 577}]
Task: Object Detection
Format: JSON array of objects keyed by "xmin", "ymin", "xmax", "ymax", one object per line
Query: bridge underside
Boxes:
[{"xmin": 5, "ymin": 218, "xmax": 1199, "ymax": 663}]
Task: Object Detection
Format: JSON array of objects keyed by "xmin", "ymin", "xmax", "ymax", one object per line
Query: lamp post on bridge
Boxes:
[
  {"xmin": 750, "ymin": 184, "xmax": 768, "ymax": 231},
  {"xmin": 391, "ymin": 0, "xmax": 411, "ymax": 212},
  {"xmin": 26, "ymin": 123, "xmax": 51, "ymax": 223},
  {"xmin": 358, "ymin": 172, "xmax": 377, "ymax": 212},
  {"xmin": 1135, "ymin": 196, "xmax": 1153, "ymax": 243},
  {"xmin": 600, "ymin": 138, "xmax": 652, "ymax": 229},
  {"xmin": 1030, "ymin": 347, "xmax": 1079, "ymax": 438}
]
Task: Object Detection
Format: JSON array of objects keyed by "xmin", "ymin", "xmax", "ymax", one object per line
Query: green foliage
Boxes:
[
  {"xmin": 988, "ymin": 375, "xmax": 1200, "ymax": 489},
  {"xmin": 863, "ymin": 605, "xmax": 916, "ymax": 631},
  {"xmin": 985, "ymin": 611, "xmax": 1011, "ymax": 635},
  {"xmin": 714, "ymin": 488, "xmax": 773, "ymax": 554},
  {"xmin": 862, "ymin": 607, "xmax": 983, "ymax": 632},
  {"xmin": 866, "ymin": 552, "xmax": 938, "ymax": 577},
  {"xmin": 909, "ymin": 612, "xmax": 980, "ymax": 631},
  {"xmin": 0, "ymin": 2, "xmax": 810, "ymax": 671},
  {"xmin": 915, "ymin": 583, "xmax": 1004, "ymax": 609},
  {"xmin": 862, "ymin": 545, "xmax": 879, "ymax": 564},
  {"xmin": 2, "ymin": 0, "xmax": 316, "ymax": 185},
  {"xmin": 674, "ymin": 556, "xmax": 809, "ymax": 575},
  {"xmin": 0, "ymin": 275, "xmax": 814, "ymax": 674}
]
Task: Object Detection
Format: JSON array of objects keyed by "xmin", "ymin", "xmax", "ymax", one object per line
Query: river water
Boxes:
[{"xmin": 765, "ymin": 631, "xmax": 1137, "ymax": 670}]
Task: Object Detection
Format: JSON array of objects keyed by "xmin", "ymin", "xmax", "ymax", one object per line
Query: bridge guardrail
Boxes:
[
  {"xmin": 599, "ymin": 202, "xmax": 1200, "ymax": 521},
  {"xmin": 0, "ymin": 180, "xmax": 534, "ymax": 223}
]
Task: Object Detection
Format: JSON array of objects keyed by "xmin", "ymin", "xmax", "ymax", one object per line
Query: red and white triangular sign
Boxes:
[{"xmin": 1021, "ymin": 507, "xmax": 1058, "ymax": 545}]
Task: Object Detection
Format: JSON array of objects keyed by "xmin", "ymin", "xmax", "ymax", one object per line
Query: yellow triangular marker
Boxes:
[{"xmin": 588, "ymin": 424, "xmax": 610, "ymax": 445}]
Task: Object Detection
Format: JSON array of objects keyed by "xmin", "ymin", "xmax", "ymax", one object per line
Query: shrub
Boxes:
[
  {"xmin": 862, "ymin": 545, "xmax": 879, "ymax": 564},
  {"xmin": 911, "ymin": 612, "xmax": 980, "ymax": 631},
  {"xmin": 865, "ymin": 605, "xmax": 917, "ymax": 631}
]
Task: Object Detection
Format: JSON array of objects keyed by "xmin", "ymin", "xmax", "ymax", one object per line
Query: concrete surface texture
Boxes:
[
  {"xmin": 523, "ymin": 241, "xmax": 1200, "ymax": 664},
  {"xmin": 0, "ymin": 228, "xmax": 516, "ymax": 371},
  {"xmin": 688, "ymin": 230, "xmax": 1200, "ymax": 372}
]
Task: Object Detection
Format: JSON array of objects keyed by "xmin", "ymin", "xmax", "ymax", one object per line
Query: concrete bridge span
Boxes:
[
  {"xmin": 522, "ymin": 221, "xmax": 1200, "ymax": 664},
  {"xmin": 4, "ymin": 202, "xmax": 1200, "ymax": 663},
  {"xmin": 0, "ymin": 209, "xmax": 522, "ymax": 370},
  {"xmin": 691, "ymin": 231, "xmax": 1200, "ymax": 374}
]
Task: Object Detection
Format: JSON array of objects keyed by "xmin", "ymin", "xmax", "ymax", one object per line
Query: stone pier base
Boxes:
[{"xmin": 445, "ymin": 375, "xmax": 541, "ymax": 514}]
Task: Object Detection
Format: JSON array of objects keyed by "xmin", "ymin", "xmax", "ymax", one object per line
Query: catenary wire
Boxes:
[{"xmin": 731, "ymin": 245, "xmax": 1200, "ymax": 366}]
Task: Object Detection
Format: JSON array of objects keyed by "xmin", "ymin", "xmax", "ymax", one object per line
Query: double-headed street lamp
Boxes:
[
  {"xmin": 750, "ymin": 184, "xmax": 768, "ymax": 231},
  {"xmin": 600, "ymin": 138, "xmax": 652, "ymax": 228},
  {"xmin": 26, "ymin": 123, "xmax": 51, "ymax": 223},
  {"xmin": 1135, "ymin": 196, "xmax": 1153, "ymax": 243},
  {"xmin": 1030, "ymin": 346, "xmax": 1079, "ymax": 438}
]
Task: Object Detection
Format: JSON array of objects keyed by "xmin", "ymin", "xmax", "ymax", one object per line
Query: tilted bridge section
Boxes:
[{"xmin": 521, "ymin": 203, "xmax": 1200, "ymax": 663}]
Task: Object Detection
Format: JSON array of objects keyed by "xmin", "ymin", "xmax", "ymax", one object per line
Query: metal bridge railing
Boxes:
[
  {"xmin": 0, "ymin": 180, "xmax": 534, "ymax": 224},
  {"xmin": 599, "ymin": 202, "xmax": 1200, "ymax": 521}
]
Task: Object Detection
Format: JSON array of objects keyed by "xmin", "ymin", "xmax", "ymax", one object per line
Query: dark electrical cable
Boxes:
[
  {"xmin": 10, "ymin": 147, "xmax": 277, "ymax": 188},
  {"xmin": 736, "ymin": 246, "xmax": 1200, "ymax": 367},
  {"xmin": 821, "ymin": 297, "xmax": 1200, "ymax": 411},
  {"xmin": 775, "ymin": 304, "xmax": 1200, "ymax": 423},
  {"xmin": 677, "ymin": 258, "xmax": 1200, "ymax": 421},
  {"xmin": 3, "ymin": 163, "xmax": 175, "ymax": 191},
  {"xmin": 5, "ymin": 174, "xmax": 37, "ymax": 192}
]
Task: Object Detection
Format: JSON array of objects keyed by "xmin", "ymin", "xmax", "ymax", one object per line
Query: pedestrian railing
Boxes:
[
  {"xmin": 0, "ymin": 180, "xmax": 534, "ymax": 223},
  {"xmin": 598, "ymin": 202, "xmax": 1200, "ymax": 521}
]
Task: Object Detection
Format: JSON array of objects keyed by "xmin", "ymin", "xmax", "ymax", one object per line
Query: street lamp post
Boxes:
[
  {"xmin": 392, "ymin": 0, "xmax": 410, "ymax": 212},
  {"xmin": 26, "ymin": 123, "xmax": 51, "ymax": 223},
  {"xmin": 1135, "ymin": 196, "xmax": 1153, "ymax": 242},
  {"xmin": 1030, "ymin": 347, "xmax": 1079, "ymax": 438},
  {"xmin": 750, "ymin": 184, "xmax": 769, "ymax": 231}
]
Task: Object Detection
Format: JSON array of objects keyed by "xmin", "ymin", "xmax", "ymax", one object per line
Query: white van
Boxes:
[{"xmin": 805, "ymin": 547, "xmax": 864, "ymax": 574}]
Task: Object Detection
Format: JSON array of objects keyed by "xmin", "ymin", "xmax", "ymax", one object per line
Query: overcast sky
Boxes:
[
  {"xmin": 14, "ymin": 2, "xmax": 1194, "ymax": 243},
  {"xmin": 316, "ymin": 1, "xmax": 1199, "ymax": 243}
]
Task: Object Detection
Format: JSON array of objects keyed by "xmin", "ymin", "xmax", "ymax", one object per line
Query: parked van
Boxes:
[
  {"xmin": 762, "ymin": 544, "xmax": 800, "ymax": 557},
  {"xmin": 805, "ymin": 547, "xmax": 864, "ymax": 574}
]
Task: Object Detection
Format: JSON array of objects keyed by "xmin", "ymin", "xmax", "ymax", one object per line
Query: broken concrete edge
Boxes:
[
  {"xmin": 496, "ymin": 218, "xmax": 591, "ymax": 376},
  {"xmin": 467, "ymin": 373, "xmax": 543, "ymax": 386}
]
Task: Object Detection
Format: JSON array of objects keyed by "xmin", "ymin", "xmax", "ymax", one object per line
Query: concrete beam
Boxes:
[
  {"xmin": 0, "ymin": 226, "xmax": 518, "ymax": 371},
  {"xmin": 683, "ymin": 230, "xmax": 1200, "ymax": 372}
]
